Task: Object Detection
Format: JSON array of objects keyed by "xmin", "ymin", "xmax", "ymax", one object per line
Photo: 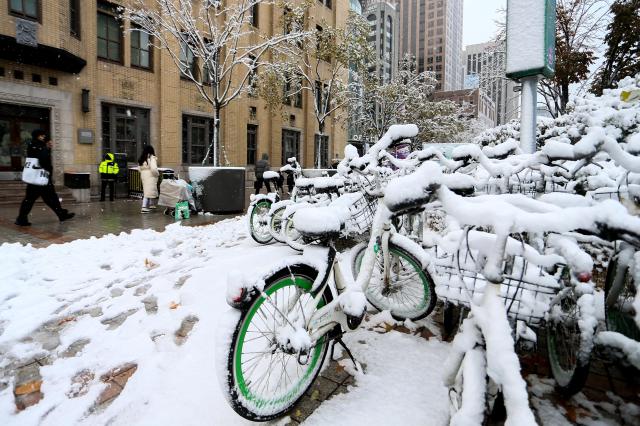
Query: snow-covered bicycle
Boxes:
[
  {"xmin": 381, "ymin": 161, "xmax": 629, "ymax": 423},
  {"xmin": 218, "ymin": 126, "xmax": 438, "ymax": 420}
]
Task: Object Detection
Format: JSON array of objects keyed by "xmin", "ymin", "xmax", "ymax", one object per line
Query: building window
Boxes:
[
  {"xmin": 97, "ymin": 1, "xmax": 123, "ymax": 63},
  {"xmin": 281, "ymin": 129, "xmax": 300, "ymax": 165},
  {"xmin": 249, "ymin": 106, "xmax": 257, "ymax": 121},
  {"xmin": 247, "ymin": 54, "xmax": 257, "ymax": 96},
  {"xmin": 102, "ymin": 104, "xmax": 150, "ymax": 162},
  {"xmin": 250, "ymin": 3, "xmax": 259, "ymax": 27},
  {"xmin": 69, "ymin": 0, "xmax": 80, "ymax": 38},
  {"xmin": 131, "ymin": 25, "xmax": 153, "ymax": 70},
  {"xmin": 9, "ymin": 0, "xmax": 39, "ymax": 21},
  {"xmin": 179, "ymin": 38, "xmax": 198, "ymax": 80},
  {"xmin": 283, "ymin": 73, "xmax": 303, "ymax": 108},
  {"xmin": 319, "ymin": 0, "xmax": 332, "ymax": 9},
  {"xmin": 314, "ymin": 134, "xmax": 329, "ymax": 168},
  {"xmin": 247, "ymin": 124, "xmax": 257, "ymax": 165},
  {"xmin": 182, "ymin": 115, "xmax": 214, "ymax": 164},
  {"xmin": 14, "ymin": 70, "xmax": 24, "ymax": 80}
]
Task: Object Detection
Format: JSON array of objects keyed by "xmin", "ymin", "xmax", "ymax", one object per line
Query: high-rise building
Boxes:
[
  {"xmin": 463, "ymin": 42, "xmax": 519, "ymax": 126},
  {"xmin": 365, "ymin": 1, "xmax": 400, "ymax": 83},
  {"xmin": 396, "ymin": 0, "xmax": 463, "ymax": 91}
]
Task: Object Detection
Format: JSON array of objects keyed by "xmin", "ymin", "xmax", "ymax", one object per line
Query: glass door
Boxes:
[{"xmin": 0, "ymin": 103, "xmax": 50, "ymax": 172}]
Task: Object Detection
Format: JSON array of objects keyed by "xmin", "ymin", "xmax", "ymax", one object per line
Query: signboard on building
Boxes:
[
  {"xmin": 505, "ymin": 0, "xmax": 556, "ymax": 80},
  {"xmin": 78, "ymin": 129, "xmax": 94, "ymax": 144}
]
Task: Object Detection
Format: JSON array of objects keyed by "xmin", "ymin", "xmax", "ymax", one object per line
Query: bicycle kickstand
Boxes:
[{"xmin": 330, "ymin": 336, "xmax": 362, "ymax": 373}]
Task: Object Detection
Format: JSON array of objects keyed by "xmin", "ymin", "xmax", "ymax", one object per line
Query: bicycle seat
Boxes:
[
  {"xmin": 295, "ymin": 178, "xmax": 314, "ymax": 189},
  {"xmin": 293, "ymin": 192, "xmax": 361, "ymax": 239}
]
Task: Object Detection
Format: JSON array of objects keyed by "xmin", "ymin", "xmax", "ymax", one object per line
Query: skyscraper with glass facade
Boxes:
[{"xmin": 396, "ymin": 0, "xmax": 463, "ymax": 91}]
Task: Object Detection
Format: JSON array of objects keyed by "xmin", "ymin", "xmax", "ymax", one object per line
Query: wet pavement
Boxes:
[{"xmin": 0, "ymin": 199, "xmax": 237, "ymax": 247}]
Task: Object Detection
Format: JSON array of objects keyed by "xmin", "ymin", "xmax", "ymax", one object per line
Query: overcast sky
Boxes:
[{"xmin": 463, "ymin": 0, "xmax": 506, "ymax": 48}]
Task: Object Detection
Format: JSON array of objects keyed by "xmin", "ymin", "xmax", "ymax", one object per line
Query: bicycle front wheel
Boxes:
[
  {"xmin": 225, "ymin": 268, "xmax": 331, "ymax": 421},
  {"xmin": 353, "ymin": 242, "xmax": 437, "ymax": 321},
  {"xmin": 546, "ymin": 281, "xmax": 593, "ymax": 396},
  {"xmin": 248, "ymin": 200, "xmax": 273, "ymax": 244}
]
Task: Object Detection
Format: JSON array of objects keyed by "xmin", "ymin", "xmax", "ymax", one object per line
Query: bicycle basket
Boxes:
[
  {"xmin": 433, "ymin": 247, "xmax": 562, "ymax": 327},
  {"xmin": 343, "ymin": 193, "xmax": 377, "ymax": 235}
]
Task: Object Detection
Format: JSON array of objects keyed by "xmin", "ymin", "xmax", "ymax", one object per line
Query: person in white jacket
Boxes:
[{"xmin": 137, "ymin": 145, "xmax": 159, "ymax": 213}]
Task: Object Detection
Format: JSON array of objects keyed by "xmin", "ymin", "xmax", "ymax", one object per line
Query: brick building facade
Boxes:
[{"xmin": 0, "ymin": 0, "xmax": 348, "ymax": 196}]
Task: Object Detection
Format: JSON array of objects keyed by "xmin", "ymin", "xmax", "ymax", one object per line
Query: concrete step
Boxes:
[{"xmin": 0, "ymin": 181, "xmax": 77, "ymax": 205}]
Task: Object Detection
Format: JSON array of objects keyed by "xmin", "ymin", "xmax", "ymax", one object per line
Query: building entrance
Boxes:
[{"xmin": 0, "ymin": 103, "xmax": 50, "ymax": 172}]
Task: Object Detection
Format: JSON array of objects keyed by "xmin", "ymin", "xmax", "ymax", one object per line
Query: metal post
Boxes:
[{"xmin": 520, "ymin": 76, "xmax": 538, "ymax": 154}]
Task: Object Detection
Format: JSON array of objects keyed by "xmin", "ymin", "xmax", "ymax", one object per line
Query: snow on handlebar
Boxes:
[{"xmin": 384, "ymin": 161, "xmax": 640, "ymax": 244}]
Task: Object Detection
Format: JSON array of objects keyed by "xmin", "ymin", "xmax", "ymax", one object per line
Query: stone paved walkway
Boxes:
[{"xmin": 0, "ymin": 199, "xmax": 236, "ymax": 247}]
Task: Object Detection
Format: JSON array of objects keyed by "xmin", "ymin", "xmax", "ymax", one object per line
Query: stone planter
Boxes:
[{"xmin": 188, "ymin": 166, "xmax": 246, "ymax": 213}]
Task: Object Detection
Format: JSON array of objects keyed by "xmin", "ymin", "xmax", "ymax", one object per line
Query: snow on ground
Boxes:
[
  {"xmin": 0, "ymin": 219, "xmax": 636, "ymax": 425},
  {"xmin": 0, "ymin": 219, "xmax": 453, "ymax": 426}
]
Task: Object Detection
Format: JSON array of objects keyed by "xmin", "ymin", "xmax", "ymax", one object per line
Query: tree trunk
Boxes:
[
  {"xmin": 560, "ymin": 81, "xmax": 570, "ymax": 115},
  {"xmin": 316, "ymin": 121, "xmax": 325, "ymax": 169},
  {"xmin": 203, "ymin": 106, "xmax": 221, "ymax": 166}
]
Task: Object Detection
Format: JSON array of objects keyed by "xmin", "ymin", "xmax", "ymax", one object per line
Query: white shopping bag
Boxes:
[{"xmin": 22, "ymin": 157, "xmax": 50, "ymax": 186}]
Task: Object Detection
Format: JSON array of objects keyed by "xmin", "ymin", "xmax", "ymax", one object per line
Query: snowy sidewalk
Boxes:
[
  {"xmin": 0, "ymin": 199, "xmax": 233, "ymax": 247},
  {"xmin": 0, "ymin": 219, "xmax": 638, "ymax": 425}
]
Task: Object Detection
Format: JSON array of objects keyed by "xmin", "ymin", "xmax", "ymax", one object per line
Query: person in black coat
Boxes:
[
  {"xmin": 15, "ymin": 130, "xmax": 75, "ymax": 226},
  {"xmin": 254, "ymin": 153, "xmax": 272, "ymax": 194}
]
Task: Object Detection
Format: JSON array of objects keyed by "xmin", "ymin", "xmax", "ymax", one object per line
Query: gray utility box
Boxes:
[{"xmin": 189, "ymin": 166, "xmax": 245, "ymax": 214}]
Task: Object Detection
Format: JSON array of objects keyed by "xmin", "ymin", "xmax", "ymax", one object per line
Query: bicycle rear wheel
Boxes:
[
  {"xmin": 605, "ymin": 257, "xmax": 640, "ymax": 341},
  {"xmin": 269, "ymin": 204, "xmax": 288, "ymax": 243},
  {"xmin": 224, "ymin": 268, "xmax": 331, "ymax": 421},
  {"xmin": 352, "ymin": 242, "xmax": 437, "ymax": 321},
  {"xmin": 248, "ymin": 200, "xmax": 273, "ymax": 244},
  {"xmin": 546, "ymin": 280, "xmax": 593, "ymax": 396}
]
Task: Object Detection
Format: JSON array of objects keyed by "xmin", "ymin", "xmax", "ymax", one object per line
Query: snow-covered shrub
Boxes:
[{"xmin": 473, "ymin": 74, "xmax": 640, "ymax": 149}]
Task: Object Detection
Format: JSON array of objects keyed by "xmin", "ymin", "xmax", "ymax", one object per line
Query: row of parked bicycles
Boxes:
[{"xmin": 219, "ymin": 122, "xmax": 640, "ymax": 424}]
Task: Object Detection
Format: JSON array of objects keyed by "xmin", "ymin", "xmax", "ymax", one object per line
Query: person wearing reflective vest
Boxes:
[{"xmin": 99, "ymin": 152, "xmax": 120, "ymax": 201}]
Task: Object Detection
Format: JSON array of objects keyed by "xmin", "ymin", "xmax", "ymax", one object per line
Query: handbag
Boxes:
[{"xmin": 22, "ymin": 157, "xmax": 50, "ymax": 186}]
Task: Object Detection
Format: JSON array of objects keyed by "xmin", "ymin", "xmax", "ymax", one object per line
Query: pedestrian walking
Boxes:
[
  {"xmin": 15, "ymin": 130, "xmax": 75, "ymax": 226},
  {"xmin": 254, "ymin": 153, "xmax": 271, "ymax": 194},
  {"xmin": 99, "ymin": 152, "xmax": 120, "ymax": 201},
  {"xmin": 138, "ymin": 145, "xmax": 159, "ymax": 213}
]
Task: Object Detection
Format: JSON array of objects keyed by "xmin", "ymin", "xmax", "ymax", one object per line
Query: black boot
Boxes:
[
  {"xmin": 59, "ymin": 211, "xmax": 75, "ymax": 222},
  {"xmin": 14, "ymin": 218, "xmax": 31, "ymax": 226}
]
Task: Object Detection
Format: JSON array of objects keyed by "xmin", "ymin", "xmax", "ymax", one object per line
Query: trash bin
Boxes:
[
  {"xmin": 189, "ymin": 166, "xmax": 245, "ymax": 213},
  {"xmin": 64, "ymin": 172, "xmax": 91, "ymax": 202}
]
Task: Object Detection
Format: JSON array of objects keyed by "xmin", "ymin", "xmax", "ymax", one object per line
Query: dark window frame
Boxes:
[
  {"xmin": 101, "ymin": 103, "xmax": 151, "ymax": 163},
  {"xmin": 247, "ymin": 124, "xmax": 257, "ymax": 165},
  {"xmin": 131, "ymin": 24, "xmax": 154, "ymax": 71},
  {"xmin": 318, "ymin": 0, "xmax": 332, "ymax": 10},
  {"xmin": 179, "ymin": 37, "xmax": 199, "ymax": 81},
  {"xmin": 281, "ymin": 129, "xmax": 300, "ymax": 166},
  {"xmin": 97, "ymin": 1, "xmax": 124, "ymax": 64},
  {"xmin": 250, "ymin": 3, "xmax": 259, "ymax": 28},
  {"xmin": 9, "ymin": 0, "xmax": 40, "ymax": 22},
  {"xmin": 182, "ymin": 115, "xmax": 214, "ymax": 165},
  {"xmin": 69, "ymin": 0, "xmax": 80, "ymax": 39}
]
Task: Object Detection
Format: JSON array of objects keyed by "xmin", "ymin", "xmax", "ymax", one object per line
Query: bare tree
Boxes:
[
  {"xmin": 257, "ymin": 10, "xmax": 372, "ymax": 168},
  {"xmin": 538, "ymin": 0, "xmax": 609, "ymax": 117},
  {"xmin": 123, "ymin": 0, "xmax": 309, "ymax": 166},
  {"xmin": 352, "ymin": 55, "xmax": 469, "ymax": 144}
]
